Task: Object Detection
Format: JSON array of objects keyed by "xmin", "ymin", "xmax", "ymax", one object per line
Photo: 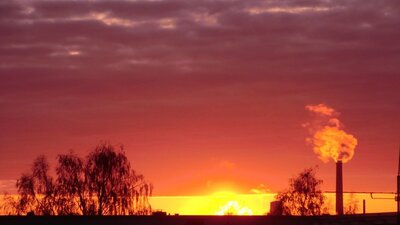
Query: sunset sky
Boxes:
[{"xmin": 0, "ymin": 0, "xmax": 399, "ymax": 202}]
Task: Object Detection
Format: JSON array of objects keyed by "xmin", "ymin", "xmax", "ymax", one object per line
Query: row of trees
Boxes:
[{"xmin": 2, "ymin": 143, "xmax": 152, "ymax": 215}]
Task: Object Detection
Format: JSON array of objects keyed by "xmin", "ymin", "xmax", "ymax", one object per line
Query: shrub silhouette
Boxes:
[{"xmin": 276, "ymin": 167, "xmax": 325, "ymax": 215}]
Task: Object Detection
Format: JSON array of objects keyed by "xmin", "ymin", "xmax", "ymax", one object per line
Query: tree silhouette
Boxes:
[
  {"xmin": 276, "ymin": 167, "xmax": 326, "ymax": 216},
  {"xmin": 12, "ymin": 143, "xmax": 152, "ymax": 215},
  {"xmin": 15, "ymin": 155, "xmax": 57, "ymax": 215},
  {"xmin": 56, "ymin": 151, "xmax": 87, "ymax": 215},
  {"xmin": 0, "ymin": 193, "xmax": 18, "ymax": 215},
  {"xmin": 84, "ymin": 144, "xmax": 152, "ymax": 215},
  {"xmin": 344, "ymin": 193, "xmax": 359, "ymax": 214}
]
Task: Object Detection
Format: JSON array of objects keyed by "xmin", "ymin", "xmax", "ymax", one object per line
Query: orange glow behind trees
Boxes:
[
  {"xmin": 146, "ymin": 193, "xmax": 396, "ymax": 215},
  {"xmin": 1, "ymin": 192, "xmax": 397, "ymax": 215}
]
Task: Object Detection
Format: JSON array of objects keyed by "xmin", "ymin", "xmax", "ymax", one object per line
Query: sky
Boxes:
[{"xmin": 0, "ymin": 0, "xmax": 399, "ymax": 198}]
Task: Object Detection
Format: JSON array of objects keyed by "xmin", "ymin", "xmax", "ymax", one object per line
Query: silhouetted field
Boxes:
[{"xmin": 0, "ymin": 213, "xmax": 397, "ymax": 225}]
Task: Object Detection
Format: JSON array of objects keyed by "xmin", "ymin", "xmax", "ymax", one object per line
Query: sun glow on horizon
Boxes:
[
  {"xmin": 0, "ymin": 193, "xmax": 396, "ymax": 215},
  {"xmin": 212, "ymin": 191, "xmax": 253, "ymax": 215},
  {"xmin": 149, "ymin": 192, "xmax": 275, "ymax": 215},
  {"xmin": 215, "ymin": 200, "xmax": 253, "ymax": 215},
  {"xmin": 148, "ymin": 193, "xmax": 396, "ymax": 216}
]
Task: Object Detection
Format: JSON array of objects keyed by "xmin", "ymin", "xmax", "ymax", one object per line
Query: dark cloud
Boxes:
[{"xmin": 1, "ymin": 0, "xmax": 399, "ymax": 73}]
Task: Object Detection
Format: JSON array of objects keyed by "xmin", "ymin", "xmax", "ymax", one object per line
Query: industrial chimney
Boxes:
[
  {"xmin": 397, "ymin": 147, "xmax": 400, "ymax": 214},
  {"xmin": 336, "ymin": 160, "xmax": 344, "ymax": 215}
]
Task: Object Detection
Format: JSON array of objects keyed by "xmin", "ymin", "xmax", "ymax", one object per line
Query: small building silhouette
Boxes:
[{"xmin": 268, "ymin": 201, "xmax": 283, "ymax": 215}]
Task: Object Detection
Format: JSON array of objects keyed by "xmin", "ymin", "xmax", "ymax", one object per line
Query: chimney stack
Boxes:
[
  {"xmin": 397, "ymin": 147, "xmax": 400, "ymax": 214},
  {"xmin": 336, "ymin": 161, "xmax": 344, "ymax": 215}
]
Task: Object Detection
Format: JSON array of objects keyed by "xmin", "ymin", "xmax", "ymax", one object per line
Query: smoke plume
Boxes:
[{"xmin": 304, "ymin": 104, "xmax": 357, "ymax": 163}]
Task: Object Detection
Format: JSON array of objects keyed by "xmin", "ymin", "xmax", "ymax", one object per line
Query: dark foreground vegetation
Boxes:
[
  {"xmin": 0, "ymin": 213, "xmax": 397, "ymax": 225},
  {"xmin": 2, "ymin": 143, "xmax": 152, "ymax": 215}
]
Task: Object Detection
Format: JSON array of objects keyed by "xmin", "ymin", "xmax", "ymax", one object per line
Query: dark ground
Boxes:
[{"xmin": 0, "ymin": 213, "xmax": 398, "ymax": 225}]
